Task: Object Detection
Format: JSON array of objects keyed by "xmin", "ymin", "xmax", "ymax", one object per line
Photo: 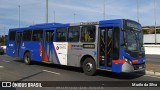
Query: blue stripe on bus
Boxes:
[{"xmin": 53, "ymin": 43, "xmax": 60, "ymax": 64}]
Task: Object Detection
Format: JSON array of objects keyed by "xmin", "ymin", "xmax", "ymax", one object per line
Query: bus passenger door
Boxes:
[
  {"xmin": 15, "ymin": 32, "xmax": 22, "ymax": 57},
  {"xmin": 99, "ymin": 27, "xmax": 120, "ymax": 68},
  {"xmin": 42, "ymin": 30, "xmax": 54, "ymax": 63}
]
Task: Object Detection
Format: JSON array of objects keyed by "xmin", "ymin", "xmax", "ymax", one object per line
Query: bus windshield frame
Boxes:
[{"xmin": 122, "ymin": 20, "xmax": 145, "ymax": 53}]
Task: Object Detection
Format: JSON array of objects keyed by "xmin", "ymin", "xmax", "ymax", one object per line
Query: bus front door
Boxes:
[
  {"xmin": 99, "ymin": 28, "xmax": 113, "ymax": 68},
  {"xmin": 15, "ymin": 32, "xmax": 22, "ymax": 57},
  {"xmin": 99, "ymin": 27, "xmax": 120, "ymax": 69},
  {"xmin": 42, "ymin": 30, "xmax": 54, "ymax": 63}
]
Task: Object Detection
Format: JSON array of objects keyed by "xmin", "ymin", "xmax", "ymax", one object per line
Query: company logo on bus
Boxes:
[
  {"xmin": 56, "ymin": 46, "xmax": 59, "ymax": 50},
  {"xmin": 56, "ymin": 45, "xmax": 66, "ymax": 50}
]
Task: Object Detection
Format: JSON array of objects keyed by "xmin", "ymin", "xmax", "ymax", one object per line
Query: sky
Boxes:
[{"xmin": 0, "ymin": 0, "xmax": 160, "ymax": 35}]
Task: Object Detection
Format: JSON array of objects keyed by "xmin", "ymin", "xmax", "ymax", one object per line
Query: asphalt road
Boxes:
[
  {"xmin": 145, "ymin": 54, "xmax": 160, "ymax": 64},
  {"xmin": 0, "ymin": 55, "xmax": 160, "ymax": 90}
]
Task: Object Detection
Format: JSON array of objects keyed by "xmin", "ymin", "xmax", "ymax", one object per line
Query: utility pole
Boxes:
[
  {"xmin": 74, "ymin": 13, "xmax": 76, "ymax": 23},
  {"xmin": 46, "ymin": 0, "xmax": 48, "ymax": 23},
  {"xmin": 103, "ymin": 0, "xmax": 106, "ymax": 19},
  {"xmin": 154, "ymin": 0, "xmax": 157, "ymax": 44},
  {"xmin": 137, "ymin": 0, "xmax": 139, "ymax": 22},
  {"xmin": 3, "ymin": 26, "xmax": 5, "ymax": 45},
  {"xmin": 54, "ymin": 11, "xmax": 55, "ymax": 23},
  {"xmin": 18, "ymin": 5, "xmax": 21, "ymax": 28}
]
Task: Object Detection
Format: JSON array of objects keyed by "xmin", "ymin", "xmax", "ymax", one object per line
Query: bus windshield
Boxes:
[
  {"xmin": 123, "ymin": 20, "xmax": 144, "ymax": 52},
  {"xmin": 124, "ymin": 30, "xmax": 144, "ymax": 52}
]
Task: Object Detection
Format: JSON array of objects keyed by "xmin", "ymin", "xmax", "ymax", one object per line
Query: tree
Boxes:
[
  {"xmin": 142, "ymin": 29, "xmax": 148, "ymax": 34},
  {"xmin": 156, "ymin": 29, "xmax": 160, "ymax": 34}
]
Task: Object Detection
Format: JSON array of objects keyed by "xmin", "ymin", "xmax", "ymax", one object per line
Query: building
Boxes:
[{"xmin": 142, "ymin": 26, "xmax": 160, "ymax": 34}]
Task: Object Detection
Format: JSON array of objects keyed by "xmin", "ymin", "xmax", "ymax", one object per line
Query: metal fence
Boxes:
[{"xmin": 144, "ymin": 34, "xmax": 160, "ymax": 44}]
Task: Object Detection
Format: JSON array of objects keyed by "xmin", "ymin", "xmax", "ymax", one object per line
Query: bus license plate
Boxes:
[{"xmin": 139, "ymin": 66, "xmax": 142, "ymax": 69}]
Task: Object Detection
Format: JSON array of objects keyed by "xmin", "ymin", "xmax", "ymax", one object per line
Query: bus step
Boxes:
[{"xmin": 42, "ymin": 61, "xmax": 52, "ymax": 64}]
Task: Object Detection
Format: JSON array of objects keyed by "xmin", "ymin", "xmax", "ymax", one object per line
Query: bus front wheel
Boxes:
[
  {"xmin": 24, "ymin": 52, "xmax": 31, "ymax": 65},
  {"xmin": 82, "ymin": 58, "xmax": 97, "ymax": 76}
]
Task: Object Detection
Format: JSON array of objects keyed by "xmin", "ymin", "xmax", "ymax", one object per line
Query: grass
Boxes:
[{"xmin": 146, "ymin": 63, "xmax": 160, "ymax": 72}]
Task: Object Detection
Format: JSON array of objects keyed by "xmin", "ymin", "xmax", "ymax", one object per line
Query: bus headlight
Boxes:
[{"xmin": 124, "ymin": 58, "xmax": 132, "ymax": 64}]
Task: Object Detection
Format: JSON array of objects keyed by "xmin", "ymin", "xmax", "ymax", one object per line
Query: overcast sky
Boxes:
[{"xmin": 0, "ymin": 0, "xmax": 160, "ymax": 35}]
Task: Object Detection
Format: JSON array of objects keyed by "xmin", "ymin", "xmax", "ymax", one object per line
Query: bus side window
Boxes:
[
  {"xmin": 113, "ymin": 27, "xmax": 120, "ymax": 60},
  {"xmin": 46, "ymin": 31, "xmax": 54, "ymax": 42},
  {"xmin": 9, "ymin": 31, "xmax": 16, "ymax": 41},
  {"xmin": 68, "ymin": 26, "xmax": 80, "ymax": 42},
  {"xmin": 56, "ymin": 27, "xmax": 67, "ymax": 42},
  {"xmin": 81, "ymin": 26, "xmax": 96, "ymax": 42},
  {"xmin": 23, "ymin": 30, "xmax": 32, "ymax": 41},
  {"xmin": 32, "ymin": 30, "xmax": 43, "ymax": 42}
]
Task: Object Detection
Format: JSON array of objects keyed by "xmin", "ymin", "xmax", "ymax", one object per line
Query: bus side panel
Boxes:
[
  {"xmin": 67, "ymin": 26, "xmax": 99, "ymax": 67},
  {"xmin": 53, "ymin": 42, "xmax": 68, "ymax": 65},
  {"xmin": 67, "ymin": 42, "xmax": 82, "ymax": 67},
  {"xmin": 20, "ymin": 42, "xmax": 42, "ymax": 62},
  {"xmin": 19, "ymin": 42, "xmax": 30, "ymax": 60},
  {"xmin": 31, "ymin": 42, "xmax": 42, "ymax": 61},
  {"xmin": 6, "ymin": 41, "xmax": 16, "ymax": 57}
]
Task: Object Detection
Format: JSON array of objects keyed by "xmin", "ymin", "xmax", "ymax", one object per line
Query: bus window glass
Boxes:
[
  {"xmin": 32, "ymin": 30, "xmax": 43, "ymax": 42},
  {"xmin": 68, "ymin": 26, "xmax": 80, "ymax": 42},
  {"xmin": 45, "ymin": 31, "xmax": 54, "ymax": 42},
  {"xmin": 56, "ymin": 28, "xmax": 67, "ymax": 42},
  {"xmin": 23, "ymin": 30, "xmax": 32, "ymax": 41},
  {"xmin": 81, "ymin": 26, "xmax": 96, "ymax": 42},
  {"xmin": 9, "ymin": 31, "xmax": 16, "ymax": 41}
]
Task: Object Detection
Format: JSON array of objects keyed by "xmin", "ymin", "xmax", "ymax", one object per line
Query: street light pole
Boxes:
[
  {"xmin": 74, "ymin": 13, "xmax": 76, "ymax": 23},
  {"xmin": 154, "ymin": 0, "xmax": 157, "ymax": 44},
  {"xmin": 103, "ymin": 0, "xmax": 106, "ymax": 19},
  {"xmin": 54, "ymin": 11, "xmax": 55, "ymax": 23},
  {"xmin": 46, "ymin": 0, "xmax": 48, "ymax": 23},
  {"xmin": 137, "ymin": 0, "xmax": 139, "ymax": 22},
  {"xmin": 18, "ymin": 5, "xmax": 20, "ymax": 28}
]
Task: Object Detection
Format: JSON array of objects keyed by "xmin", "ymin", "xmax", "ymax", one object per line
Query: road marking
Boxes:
[
  {"xmin": 2, "ymin": 60, "xmax": 10, "ymax": 63},
  {"xmin": 135, "ymin": 73, "xmax": 160, "ymax": 78},
  {"xmin": 42, "ymin": 70, "xmax": 60, "ymax": 75},
  {"xmin": 0, "ymin": 66, "xmax": 4, "ymax": 68},
  {"xmin": 144, "ymin": 74, "xmax": 160, "ymax": 79}
]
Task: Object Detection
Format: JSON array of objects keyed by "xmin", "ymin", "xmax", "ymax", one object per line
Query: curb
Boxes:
[{"xmin": 146, "ymin": 70, "xmax": 160, "ymax": 76}]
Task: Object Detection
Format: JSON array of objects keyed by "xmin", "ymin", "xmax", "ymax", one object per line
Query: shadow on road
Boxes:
[
  {"xmin": 14, "ymin": 60, "xmax": 145, "ymax": 80},
  {"xmin": 96, "ymin": 70, "xmax": 145, "ymax": 80}
]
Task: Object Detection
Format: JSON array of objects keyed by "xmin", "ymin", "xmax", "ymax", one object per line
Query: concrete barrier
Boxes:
[{"xmin": 144, "ymin": 45, "xmax": 160, "ymax": 55}]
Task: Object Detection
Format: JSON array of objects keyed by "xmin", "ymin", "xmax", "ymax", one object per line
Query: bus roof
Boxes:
[
  {"xmin": 9, "ymin": 27, "xmax": 28, "ymax": 32},
  {"xmin": 9, "ymin": 19, "xmax": 138, "ymax": 31}
]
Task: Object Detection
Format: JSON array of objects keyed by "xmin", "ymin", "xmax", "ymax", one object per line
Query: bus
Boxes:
[{"xmin": 6, "ymin": 19, "xmax": 145, "ymax": 76}]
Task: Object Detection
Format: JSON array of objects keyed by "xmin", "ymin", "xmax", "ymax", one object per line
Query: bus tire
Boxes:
[
  {"xmin": 82, "ymin": 58, "xmax": 97, "ymax": 76},
  {"xmin": 24, "ymin": 52, "xmax": 31, "ymax": 65}
]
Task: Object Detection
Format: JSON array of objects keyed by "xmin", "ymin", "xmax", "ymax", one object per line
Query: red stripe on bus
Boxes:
[
  {"xmin": 131, "ymin": 60, "xmax": 139, "ymax": 64},
  {"xmin": 112, "ymin": 60, "xmax": 125, "ymax": 64}
]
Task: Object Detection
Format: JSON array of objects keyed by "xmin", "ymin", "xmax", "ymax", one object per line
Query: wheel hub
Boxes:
[
  {"xmin": 25, "ymin": 56, "xmax": 29, "ymax": 63},
  {"xmin": 86, "ymin": 62, "xmax": 93, "ymax": 72}
]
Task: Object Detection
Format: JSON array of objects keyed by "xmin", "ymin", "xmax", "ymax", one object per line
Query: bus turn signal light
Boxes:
[{"xmin": 131, "ymin": 60, "xmax": 139, "ymax": 64}]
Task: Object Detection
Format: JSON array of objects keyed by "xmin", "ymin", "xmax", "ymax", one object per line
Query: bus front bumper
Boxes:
[{"xmin": 122, "ymin": 62, "xmax": 145, "ymax": 72}]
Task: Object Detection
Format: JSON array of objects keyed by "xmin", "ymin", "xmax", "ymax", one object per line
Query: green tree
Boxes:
[
  {"xmin": 156, "ymin": 29, "xmax": 160, "ymax": 34},
  {"xmin": 142, "ymin": 29, "xmax": 148, "ymax": 34}
]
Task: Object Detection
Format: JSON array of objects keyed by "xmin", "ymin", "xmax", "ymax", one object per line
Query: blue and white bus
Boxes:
[{"xmin": 7, "ymin": 19, "xmax": 145, "ymax": 75}]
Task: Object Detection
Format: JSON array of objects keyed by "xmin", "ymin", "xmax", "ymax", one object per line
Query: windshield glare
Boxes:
[{"xmin": 123, "ymin": 30, "xmax": 144, "ymax": 52}]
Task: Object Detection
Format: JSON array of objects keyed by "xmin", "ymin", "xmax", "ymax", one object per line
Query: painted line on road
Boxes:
[
  {"xmin": 133, "ymin": 71, "xmax": 160, "ymax": 79},
  {"xmin": 42, "ymin": 70, "xmax": 60, "ymax": 75},
  {"xmin": 146, "ymin": 70, "xmax": 160, "ymax": 76},
  {"xmin": 0, "ymin": 66, "xmax": 4, "ymax": 68},
  {"xmin": 144, "ymin": 74, "xmax": 160, "ymax": 79},
  {"xmin": 2, "ymin": 60, "xmax": 10, "ymax": 63}
]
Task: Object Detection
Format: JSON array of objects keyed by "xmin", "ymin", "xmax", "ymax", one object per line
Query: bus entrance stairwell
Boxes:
[
  {"xmin": 42, "ymin": 30, "xmax": 54, "ymax": 63},
  {"xmin": 15, "ymin": 32, "xmax": 22, "ymax": 57},
  {"xmin": 99, "ymin": 27, "xmax": 120, "ymax": 69},
  {"xmin": 99, "ymin": 28, "xmax": 113, "ymax": 68}
]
